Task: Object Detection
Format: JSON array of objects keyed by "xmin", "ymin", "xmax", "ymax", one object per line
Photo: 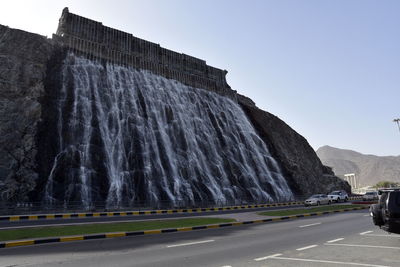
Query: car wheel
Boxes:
[
  {"xmin": 317, "ymin": 201, "xmax": 320, "ymax": 206},
  {"xmin": 337, "ymin": 197, "xmax": 340, "ymax": 203},
  {"xmin": 328, "ymin": 200, "xmax": 331, "ymax": 205},
  {"xmin": 370, "ymin": 204, "xmax": 384, "ymax": 226},
  {"xmin": 344, "ymin": 197, "xmax": 348, "ymax": 202}
]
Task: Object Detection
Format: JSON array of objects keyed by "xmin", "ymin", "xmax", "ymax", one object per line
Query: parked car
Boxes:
[
  {"xmin": 304, "ymin": 194, "xmax": 331, "ymax": 206},
  {"xmin": 363, "ymin": 191, "xmax": 379, "ymax": 201},
  {"xmin": 370, "ymin": 189, "xmax": 400, "ymax": 234},
  {"xmin": 328, "ymin": 190, "xmax": 349, "ymax": 203}
]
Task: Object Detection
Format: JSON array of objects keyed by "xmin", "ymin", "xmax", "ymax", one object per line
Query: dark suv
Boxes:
[{"xmin": 370, "ymin": 189, "xmax": 400, "ymax": 234}]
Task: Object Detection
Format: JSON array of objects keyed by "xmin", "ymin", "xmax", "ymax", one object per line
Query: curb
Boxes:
[
  {"xmin": 0, "ymin": 202, "xmax": 304, "ymax": 222},
  {"xmin": 0, "ymin": 206, "xmax": 369, "ymax": 249}
]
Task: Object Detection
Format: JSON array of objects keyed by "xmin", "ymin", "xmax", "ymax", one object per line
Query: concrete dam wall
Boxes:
[
  {"xmin": 0, "ymin": 8, "xmax": 350, "ymax": 210},
  {"xmin": 54, "ymin": 8, "xmax": 236, "ymax": 99}
]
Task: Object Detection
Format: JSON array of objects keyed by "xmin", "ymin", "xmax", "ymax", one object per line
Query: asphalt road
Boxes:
[
  {"xmin": 2, "ymin": 209, "xmax": 398, "ymax": 267},
  {"xmin": 0, "ymin": 204, "xmax": 305, "ymax": 229}
]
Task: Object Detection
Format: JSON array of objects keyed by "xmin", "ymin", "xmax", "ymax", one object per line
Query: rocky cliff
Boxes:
[
  {"xmin": 0, "ymin": 19, "xmax": 349, "ymax": 205},
  {"xmin": 0, "ymin": 25, "xmax": 53, "ymax": 203},
  {"xmin": 238, "ymin": 98, "xmax": 350, "ymax": 196},
  {"xmin": 317, "ymin": 145, "xmax": 400, "ymax": 187}
]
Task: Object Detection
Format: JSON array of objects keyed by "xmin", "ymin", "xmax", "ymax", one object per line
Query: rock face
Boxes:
[
  {"xmin": 0, "ymin": 20, "xmax": 349, "ymax": 206},
  {"xmin": 238, "ymin": 98, "xmax": 350, "ymax": 196},
  {"xmin": 0, "ymin": 25, "xmax": 53, "ymax": 203},
  {"xmin": 317, "ymin": 145, "xmax": 400, "ymax": 187}
]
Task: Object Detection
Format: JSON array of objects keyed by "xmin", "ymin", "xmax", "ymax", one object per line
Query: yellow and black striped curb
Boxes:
[
  {"xmin": 0, "ymin": 201, "xmax": 304, "ymax": 222},
  {"xmin": 0, "ymin": 206, "xmax": 369, "ymax": 249}
]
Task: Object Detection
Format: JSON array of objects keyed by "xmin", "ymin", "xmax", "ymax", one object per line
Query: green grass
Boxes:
[
  {"xmin": 0, "ymin": 217, "xmax": 234, "ymax": 242},
  {"xmin": 257, "ymin": 204, "xmax": 365, "ymax": 216}
]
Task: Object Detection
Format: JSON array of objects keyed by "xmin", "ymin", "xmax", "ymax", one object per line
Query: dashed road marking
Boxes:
[
  {"xmin": 259, "ymin": 255, "xmax": 390, "ymax": 267},
  {"xmin": 360, "ymin": 231, "xmax": 373, "ymax": 235},
  {"xmin": 362, "ymin": 233, "xmax": 400, "ymax": 238},
  {"xmin": 299, "ymin": 222, "xmax": 321, "ymax": 228},
  {"xmin": 363, "ymin": 214, "xmax": 370, "ymax": 217},
  {"xmin": 166, "ymin": 239, "xmax": 214, "ymax": 248},
  {"xmin": 296, "ymin": 244, "xmax": 318, "ymax": 251},
  {"xmin": 254, "ymin": 253, "xmax": 282, "ymax": 261},
  {"xmin": 325, "ymin": 243, "xmax": 400, "ymax": 250},
  {"xmin": 326, "ymin": 238, "xmax": 344, "ymax": 243}
]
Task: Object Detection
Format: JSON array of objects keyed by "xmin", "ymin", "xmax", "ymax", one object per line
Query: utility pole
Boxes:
[{"xmin": 394, "ymin": 118, "xmax": 400, "ymax": 133}]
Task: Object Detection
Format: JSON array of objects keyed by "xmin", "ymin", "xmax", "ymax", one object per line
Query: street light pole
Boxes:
[{"xmin": 394, "ymin": 118, "xmax": 400, "ymax": 133}]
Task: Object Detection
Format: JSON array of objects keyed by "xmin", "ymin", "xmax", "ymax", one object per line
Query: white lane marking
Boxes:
[
  {"xmin": 364, "ymin": 214, "xmax": 370, "ymax": 217},
  {"xmin": 362, "ymin": 233, "xmax": 400, "ymax": 237},
  {"xmin": 326, "ymin": 243, "xmax": 400, "ymax": 250},
  {"xmin": 166, "ymin": 239, "xmax": 214, "ymax": 248},
  {"xmin": 260, "ymin": 255, "xmax": 390, "ymax": 267},
  {"xmin": 326, "ymin": 238, "xmax": 344, "ymax": 243},
  {"xmin": 360, "ymin": 230, "xmax": 373, "ymax": 235},
  {"xmin": 296, "ymin": 244, "xmax": 318, "ymax": 251},
  {"xmin": 298, "ymin": 222, "xmax": 321, "ymax": 228},
  {"xmin": 254, "ymin": 253, "xmax": 282, "ymax": 261},
  {"xmin": 220, "ymin": 266, "xmax": 232, "ymax": 267}
]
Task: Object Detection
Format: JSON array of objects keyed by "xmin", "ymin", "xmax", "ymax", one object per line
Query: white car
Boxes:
[
  {"xmin": 304, "ymin": 194, "xmax": 331, "ymax": 206},
  {"xmin": 328, "ymin": 190, "xmax": 349, "ymax": 203},
  {"xmin": 363, "ymin": 191, "xmax": 378, "ymax": 201}
]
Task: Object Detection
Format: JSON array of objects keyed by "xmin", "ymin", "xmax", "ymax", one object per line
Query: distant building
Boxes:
[{"xmin": 343, "ymin": 173, "xmax": 358, "ymax": 191}]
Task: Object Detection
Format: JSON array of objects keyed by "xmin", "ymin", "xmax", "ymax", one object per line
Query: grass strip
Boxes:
[
  {"xmin": 0, "ymin": 217, "xmax": 234, "ymax": 242},
  {"xmin": 258, "ymin": 204, "xmax": 365, "ymax": 216}
]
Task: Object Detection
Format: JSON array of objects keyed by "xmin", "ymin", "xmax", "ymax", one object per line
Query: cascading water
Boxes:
[{"xmin": 44, "ymin": 54, "xmax": 293, "ymax": 209}]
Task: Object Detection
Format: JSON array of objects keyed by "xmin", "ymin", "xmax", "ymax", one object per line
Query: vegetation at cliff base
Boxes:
[
  {"xmin": 0, "ymin": 217, "xmax": 234, "ymax": 242},
  {"xmin": 374, "ymin": 181, "xmax": 400, "ymax": 189}
]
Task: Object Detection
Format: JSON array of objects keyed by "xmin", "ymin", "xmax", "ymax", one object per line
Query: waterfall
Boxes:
[{"xmin": 44, "ymin": 54, "xmax": 293, "ymax": 209}]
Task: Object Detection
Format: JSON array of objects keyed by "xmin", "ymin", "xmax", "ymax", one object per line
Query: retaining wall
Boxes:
[{"xmin": 54, "ymin": 8, "xmax": 236, "ymax": 99}]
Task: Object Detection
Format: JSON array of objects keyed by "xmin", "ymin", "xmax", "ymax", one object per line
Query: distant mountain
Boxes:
[{"xmin": 316, "ymin": 146, "xmax": 400, "ymax": 187}]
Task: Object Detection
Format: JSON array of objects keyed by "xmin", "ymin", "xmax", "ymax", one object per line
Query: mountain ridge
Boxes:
[{"xmin": 316, "ymin": 145, "xmax": 400, "ymax": 187}]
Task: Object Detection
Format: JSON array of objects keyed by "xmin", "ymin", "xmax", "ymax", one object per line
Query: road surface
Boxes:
[{"xmin": 2, "ymin": 209, "xmax": 399, "ymax": 266}]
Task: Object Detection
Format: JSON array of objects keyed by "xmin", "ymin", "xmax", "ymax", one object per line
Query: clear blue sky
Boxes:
[{"xmin": 1, "ymin": 0, "xmax": 399, "ymax": 156}]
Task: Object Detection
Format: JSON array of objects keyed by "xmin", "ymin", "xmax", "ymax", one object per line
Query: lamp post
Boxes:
[{"xmin": 394, "ymin": 118, "xmax": 400, "ymax": 133}]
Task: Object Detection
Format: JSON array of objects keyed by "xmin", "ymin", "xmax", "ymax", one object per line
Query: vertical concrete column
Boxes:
[
  {"xmin": 112, "ymin": 28, "xmax": 114, "ymax": 51},
  {"xmin": 77, "ymin": 16, "xmax": 81, "ymax": 39},
  {"xmin": 76, "ymin": 38, "xmax": 79, "ymax": 54},
  {"xmin": 71, "ymin": 15, "xmax": 75, "ymax": 35},
  {"xmin": 71, "ymin": 36, "xmax": 74, "ymax": 54},
  {"xmin": 68, "ymin": 35, "xmax": 72, "ymax": 51},
  {"xmin": 125, "ymin": 33, "xmax": 128, "ymax": 53},
  {"xmin": 102, "ymin": 26, "xmax": 106, "ymax": 51},
  {"xmin": 81, "ymin": 39, "xmax": 84, "ymax": 57},
  {"xmin": 117, "ymin": 30, "xmax": 119, "ymax": 51},
  {"xmin": 94, "ymin": 22, "xmax": 97, "ymax": 43},
  {"xmin": 72, "ymin": 15, "xmax": 76, "ymax": 35},
  {"xmin": 74, "ymin": 37, "xmax": 77, "ymax": 54}
]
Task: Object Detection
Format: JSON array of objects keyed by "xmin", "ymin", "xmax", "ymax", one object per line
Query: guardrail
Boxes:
[
  {"xmin": 0, "ymin": 201, "xmax": 305, "ymax": 222},
  {"xmin": 0, "ymin": 195, "xmax": 362, "ymax": 216}
]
